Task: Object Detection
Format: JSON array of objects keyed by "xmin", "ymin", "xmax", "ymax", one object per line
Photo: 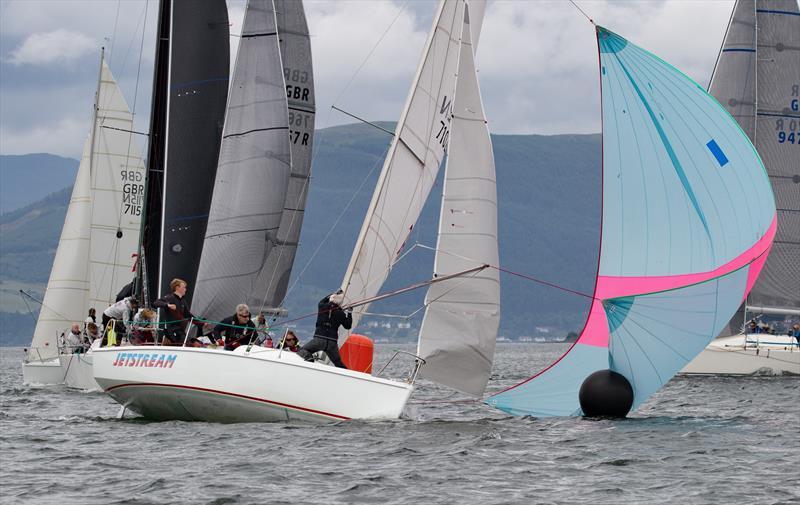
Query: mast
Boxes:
[{"xmin": 138, "ymin": 0, "xmax": 171, "ymax": 306}]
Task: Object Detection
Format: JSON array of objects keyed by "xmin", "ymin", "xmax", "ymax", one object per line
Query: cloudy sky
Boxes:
[{"xmin": 0, "ymin": 0, "xmax": 736, "ymax": 159}]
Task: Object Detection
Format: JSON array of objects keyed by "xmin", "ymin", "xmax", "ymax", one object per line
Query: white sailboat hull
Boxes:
[
  {"xmin": 63, "ymin": 351, "xmax": 101, "ymax": 391},
  {"xmin": 681, "ymin": 334, "xmax": 800, "ymax": 376},
  {"xmin": 22, "ymin": 356, "xmax": 68, "ymax": 386},
  {"xmin": 93, "ymin": 346, "xmax": 414, "ymax": 423}
]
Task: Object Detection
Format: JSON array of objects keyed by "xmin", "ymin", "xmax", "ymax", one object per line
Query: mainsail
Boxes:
[
  {"xmin": 709, "ymin": 0, "xmax": 800, "ymax": 327},
  {"xmin": 487, "ymin": 27, "xmax": 776, "ymax": 417},
  {"xmin": 257, "ymin": 0, "xmax": 317, "ymax": 312},
  {"xmin": 139, "ymin": 0, "xmax": 229, "ymax": 305},
  {"xmin": 88, "ymin": 60, "xmax": 147, "ymax": 310},
  {"xmin": 193, "ymin": 0, "xmax": 292, "ymax": 321},
  {"xmin": 31, "ymin": 55, "xmax": 145, "ymax": 359},
  {"xmin": 339, "ymin": 0, "xmax": 466, "ymax": 332},
  {"xmin": 417, "ymin": 5, "xmax": 499, "ymax": 397}
]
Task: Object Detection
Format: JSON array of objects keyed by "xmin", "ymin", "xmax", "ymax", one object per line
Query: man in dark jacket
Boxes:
[
  {"xmin": 297, "ymin": 290, "xmax": 351, "ymax": 368},
  {"xmin": 153, "ymin": 278, "xmax": 203, "ymax": 346},
  {"xmin": 212, "ymin": 304, "xmax": 256, "ymax": 351}
]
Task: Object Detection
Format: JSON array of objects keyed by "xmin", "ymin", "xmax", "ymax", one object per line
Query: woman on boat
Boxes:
[{"xmin": 282, "ymin": 330, "xmax": 300, "ymax": 352}]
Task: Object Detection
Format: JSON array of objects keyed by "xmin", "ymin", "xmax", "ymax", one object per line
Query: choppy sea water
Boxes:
[{"xmin": 1, "ymin": 343, "xmax": 798, "ymax": 505}]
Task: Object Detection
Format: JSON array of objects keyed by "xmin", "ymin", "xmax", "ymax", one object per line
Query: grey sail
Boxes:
[
  {"xmin": 193, "ymin": 0, "xmax": 292, "ymax": 321},
  {"xmin": 157, "ymin": 0, "xmax": 230, "ymax": 304},
  {"xmin": 257, "ymin": 0, "xmax": 317, "ymax": 313},
  {"xmin": 709, "ymin": 0, "xmax": 800, "ymax": 333}
]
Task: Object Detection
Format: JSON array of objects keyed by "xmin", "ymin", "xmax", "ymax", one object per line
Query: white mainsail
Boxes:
[
  {"xmin": 417, "ymin": 4, "xmax": 499, "ymax": 397},
  {"xmin": 88, "ymin": 60, "xmax": 146, "ymax": 310},
  {"xmin": 339, "ymin": 0, "xmax": 466, "ymax": 332},
  {"xmin": 30, "ymin": 55, "xmax": 143, "ymax": 359},
  {"xmin": 193, "ymin": 0, "xmax": 292, "ymax": 321}
]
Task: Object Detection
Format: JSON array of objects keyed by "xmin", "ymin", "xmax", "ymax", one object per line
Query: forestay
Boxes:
[
  {"xmin": 193, "ymin": 0, "xmax": 291, "ymax": 321},
  {"xmin": 257, "ymin": 0, "xmax": 317, "ymax": 313},
  {"xmin": 709, "ymin": 0, "xmax": 799, "ymax": 321},
  {"xmin": 340, "ymin": 0, "xmax": 466, "ymax": 333},
  {"xmin": 88, "ymin": 60, "xmax": 146, "ymax": 310},
  {"xmin": 417, "ymin": 5, "xmax": 499, "ymax": 397},
  {"xmin": 487, "ymin": 27, "xmax": 776, "ymax": 417}
]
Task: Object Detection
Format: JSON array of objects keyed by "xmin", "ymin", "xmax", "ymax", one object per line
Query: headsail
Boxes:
[
  {"xmin": 709, "ymin": 0, "xmax": 800, "ymax": 327},
  {"xmin": 339, "ymin": 0, "xmax": 466, "ymax": 334},
  {"xmin": 31, "ymin": 133, "xmax": 92, "ymax": 359},
  {"xmin": 88, "ymin": 60, "xmax": 146, "ymax": 310},
  {"xmin": 193, "ymin": 0, "xmax": 291, "ymax": 321},
  {"xmin": 487, "ymin": 27, "xmax": 776, "ymax": 417},
  {"xmin": 417, "ymin": 4, "xmax": 499, "ymax": 397},
  {"xmin": 256, "ymin": 0, "xmax": 317, "ymax": 313}
]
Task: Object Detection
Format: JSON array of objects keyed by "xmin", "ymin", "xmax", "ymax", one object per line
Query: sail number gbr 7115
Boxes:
[{"xmin": 121, "ymin": 169, "xmax": 144, "ymax": 216}]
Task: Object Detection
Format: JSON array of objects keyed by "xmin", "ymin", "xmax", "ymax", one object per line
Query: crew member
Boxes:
[{"xmin": 297, "ymin": 290, "xmax": 350, "ymax": 368}]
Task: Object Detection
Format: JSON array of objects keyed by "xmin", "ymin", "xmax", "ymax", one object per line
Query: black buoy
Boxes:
[{"xmin": 579, "ymin": 370, "xmax": 633, "ymax": 418}]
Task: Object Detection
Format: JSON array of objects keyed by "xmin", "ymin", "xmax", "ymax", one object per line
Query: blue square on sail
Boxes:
[{"xmin": 706, "ymin": 139, "xmax": 729, "ymax": 167}]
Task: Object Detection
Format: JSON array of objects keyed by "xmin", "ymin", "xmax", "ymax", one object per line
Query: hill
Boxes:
[
  {"xmin": 0, "ymin": 154, "xmax": 78, "ymax": 214},
  {"xmin": 0, "ymin": 124, "xmax": 601, "ymax": 345}
]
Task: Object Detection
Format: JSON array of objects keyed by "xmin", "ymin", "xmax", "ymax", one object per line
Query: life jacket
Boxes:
[{"xmin": 106, "ymin": 321, "xmax": 117, "ymax": 347}]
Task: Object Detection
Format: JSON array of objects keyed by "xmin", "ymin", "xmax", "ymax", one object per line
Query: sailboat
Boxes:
[
  {"xmin": 486, "ymin": 24, "xmax": 777, "ymax": 417},
  {"xmin": 92, "ymin": 0, "xmax": 492, "ymax": 422},
  {"xmin": 682, "ymin": 0, "xmax": 799, "ymax": 376},
  {"xmin": 22, "ymin": 50, "xmax": 146, "ymax": 390}
]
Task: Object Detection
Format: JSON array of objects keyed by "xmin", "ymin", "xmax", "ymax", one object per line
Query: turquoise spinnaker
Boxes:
[{"xmin": 486, "ymin": 27, "xmax": 776, "ymax": 417}]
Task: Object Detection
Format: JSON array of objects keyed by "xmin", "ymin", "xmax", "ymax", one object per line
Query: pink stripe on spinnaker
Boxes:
[
  {"xmin": 595, "ymin": 214, "xmax": 777, "ymax": 300},
  {"xmin": 742, "ymin": 241, "xmax": 772, "ymax": 303},
  {"xmin": 576, "ymin": 214, "xmax": 777, "ymax": 348},
  {"xmin": 576, "ymin": 298, "xmax": 611, "ymax": 348}
]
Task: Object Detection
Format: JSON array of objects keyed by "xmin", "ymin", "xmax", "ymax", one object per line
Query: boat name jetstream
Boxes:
[{"xmin": 112, "ymin": 353, "xmax": 177, "ymax": 368}]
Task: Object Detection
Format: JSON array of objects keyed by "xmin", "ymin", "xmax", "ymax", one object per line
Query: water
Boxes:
[{"xmin": 1, "ymin": 344, "xmax": 798, "ymax": 505}]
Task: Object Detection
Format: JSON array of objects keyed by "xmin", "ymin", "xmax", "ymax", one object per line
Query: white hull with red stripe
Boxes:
[{"xmin": 92, "ymin": 345, "xmax": 414, "ymax": 423}]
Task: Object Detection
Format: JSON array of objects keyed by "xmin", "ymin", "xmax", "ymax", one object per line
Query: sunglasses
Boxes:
[{"xmin": 286, "ymin": 338, "xmax": 297, "ymax": 343}]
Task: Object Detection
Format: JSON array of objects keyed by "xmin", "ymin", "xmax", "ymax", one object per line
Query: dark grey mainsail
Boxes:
[
  {"xmin": 709, "ymin": 0, "xmax": 800, "ymax": 330},
  {"xmin": 258, "ymin": 0, "xmax": 317, "ymax": 313},
  {"xmin": 156, "ymin": 0, "xmax": 230, "ymax": 304},
  {"xmin": 192, "ymin": 0, "xmax": 292, "ymax": 321}
]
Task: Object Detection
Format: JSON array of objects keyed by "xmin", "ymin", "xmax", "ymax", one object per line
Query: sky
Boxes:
[{"xmin": 0, "ymin": 0, "xmax": 737, "ymax": 160}]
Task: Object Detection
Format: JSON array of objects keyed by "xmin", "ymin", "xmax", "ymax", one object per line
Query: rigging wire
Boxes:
[
  {"xmin": 18, "ymin": 291, "xmax": 39, "ymax": 326},
  {"xmin": 568, "ymin": 0, "xmax": 595, "ymax": 25}
]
